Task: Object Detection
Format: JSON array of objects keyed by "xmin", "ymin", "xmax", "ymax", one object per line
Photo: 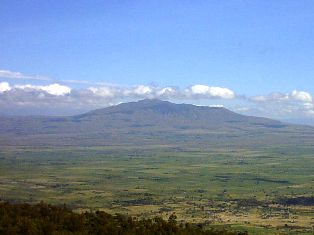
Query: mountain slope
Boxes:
[{"xmin": 0, "ymin": 99, "xmax": 313, "ymax": 148}]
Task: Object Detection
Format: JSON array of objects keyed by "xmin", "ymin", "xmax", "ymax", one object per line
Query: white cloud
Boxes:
[
  {"xmin": 307, "ymin": 110, "xmax": 314, "ymax": 115},
  {"xmin": 88, "ymin": 86, "xmax": 116, "ymax": 97},
  {"xmin": 189, "ymin": 85, "xmax": 235, "ymax": 99},
  {"xmin": 303, "ymin": 102, "xmax": 313, "ymax": 110},
  {"xmin": 208, "ymin": 87, "xmax": 235, "ymax": 99},
  {"xmin": 208, "ymin": 104, "xmax": 224, "ymax": 108},
  {"xmin": 133, "ymin": 85, "xmax": 153, "ymax": 95},
  {"xmin": 87, "ymin": 84, "xmax": 235, "ymax": 100},
  {"xmin": 15, "ymin": 83, "xmax": 71, "ymax": 96},
  {"xmin": 251, "ymin": 95, "xmax": 267, "ymax": 102},
  {"xmin": 249, "ymin": 90, "xmax": 314, "ymax": 119},
  {"xmin": 0, "ymin": 69, "xmax": 51, "ymax": 81},
  {"xmin": 0, "ymin": 82, "xmax": 11, "ymax": 93},
  {"xmin": 235, "ymin": 107, "xmax": 250, "ymax": 112},
  {"xmin": 290, "ymin": 90, "xmax": 312, "ymax": 102},
  {"xmin": 251, "ymin": 92, "xmax": 289, "ymax": 102},
  {"xmin": 190, "ymin": 84, "xmax": 211, "ymax": 95},
  {"xmin": 157, "ymin": 87, "xmax": 176, "ymax": 96},
  {"xmin": 88, "ymin": 85, "xmax": 175, "ymax": 98},
  {"xmin": 40, "ymin": 84, "xmax": 71, "ymax": 96},
  {"xmin": 252, "ymin": 91, "xmax": 313, "ymax": 103}
]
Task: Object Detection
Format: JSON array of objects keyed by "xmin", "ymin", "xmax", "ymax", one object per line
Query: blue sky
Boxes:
[{"xmin": 0, "ymin": 0, "xmax": 314, "ymax": 121}]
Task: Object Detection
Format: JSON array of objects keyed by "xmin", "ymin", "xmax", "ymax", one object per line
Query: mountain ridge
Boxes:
[
  {"xmin": 0, "ymin": 99, "xmax": 313, "ymax": 148},
  {"xmin": 76, "ymin": 99, "xmax": 282, "ymax": 125}
]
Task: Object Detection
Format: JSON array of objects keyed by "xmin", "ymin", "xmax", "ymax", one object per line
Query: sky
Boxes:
[{"xmin": 0, "ymin": 0, "xmax": 314, "ymax": 123}]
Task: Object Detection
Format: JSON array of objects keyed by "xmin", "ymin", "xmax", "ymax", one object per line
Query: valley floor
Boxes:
[{"xmin": 0, "ymin": 145, "xmax": 313, "ymax": 234}]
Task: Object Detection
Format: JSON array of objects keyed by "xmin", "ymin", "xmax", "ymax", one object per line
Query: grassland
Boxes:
[{"xmin": 0, "ymin": 145, "xmax": 313, "ymax": 234}]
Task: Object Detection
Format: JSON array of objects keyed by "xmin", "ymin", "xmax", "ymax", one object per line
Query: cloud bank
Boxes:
[
  {"xmin": 248, "ymin": 90, "xmax": 314, "ymax": 118},
  {"xmin": 0, "ymin": 82, "xmax": 238, "ymax": 114},
  {"xmin": 0, "ymin": 80, "xmax": 313, "ymax": 119}
]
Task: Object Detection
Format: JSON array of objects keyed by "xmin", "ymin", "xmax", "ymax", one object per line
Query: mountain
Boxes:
[{"xmin": 0, "ymin": 99, "xmax": 313, "ymax": 148}]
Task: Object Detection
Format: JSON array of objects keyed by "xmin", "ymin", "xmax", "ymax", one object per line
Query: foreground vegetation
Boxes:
[{"xmin": 0, "ymin": 202, "xmax": 248, "ymax": 235}]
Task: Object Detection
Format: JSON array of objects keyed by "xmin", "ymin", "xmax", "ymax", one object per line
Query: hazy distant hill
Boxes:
[{"xmin": 0, "ymin": 99, "xmax": 313, "ymax": 148}]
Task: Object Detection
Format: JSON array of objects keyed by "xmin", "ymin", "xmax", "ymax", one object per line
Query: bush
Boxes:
[{"xmin": 0, "ymin": 202, "xmax": 248, "ymax": 235}]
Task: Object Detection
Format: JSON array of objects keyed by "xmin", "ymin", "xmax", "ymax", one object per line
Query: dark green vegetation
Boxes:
[
  {"xmin": 278, "ymin": 197, "xmax": 314, "ymax": 206},
  {"xmin": 0, "ymin": 100, "xmax": 313, "ymax": 234},
  {"xmin": 0, "ymin": 202, "xmax": 248, "ymax": 235}
]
